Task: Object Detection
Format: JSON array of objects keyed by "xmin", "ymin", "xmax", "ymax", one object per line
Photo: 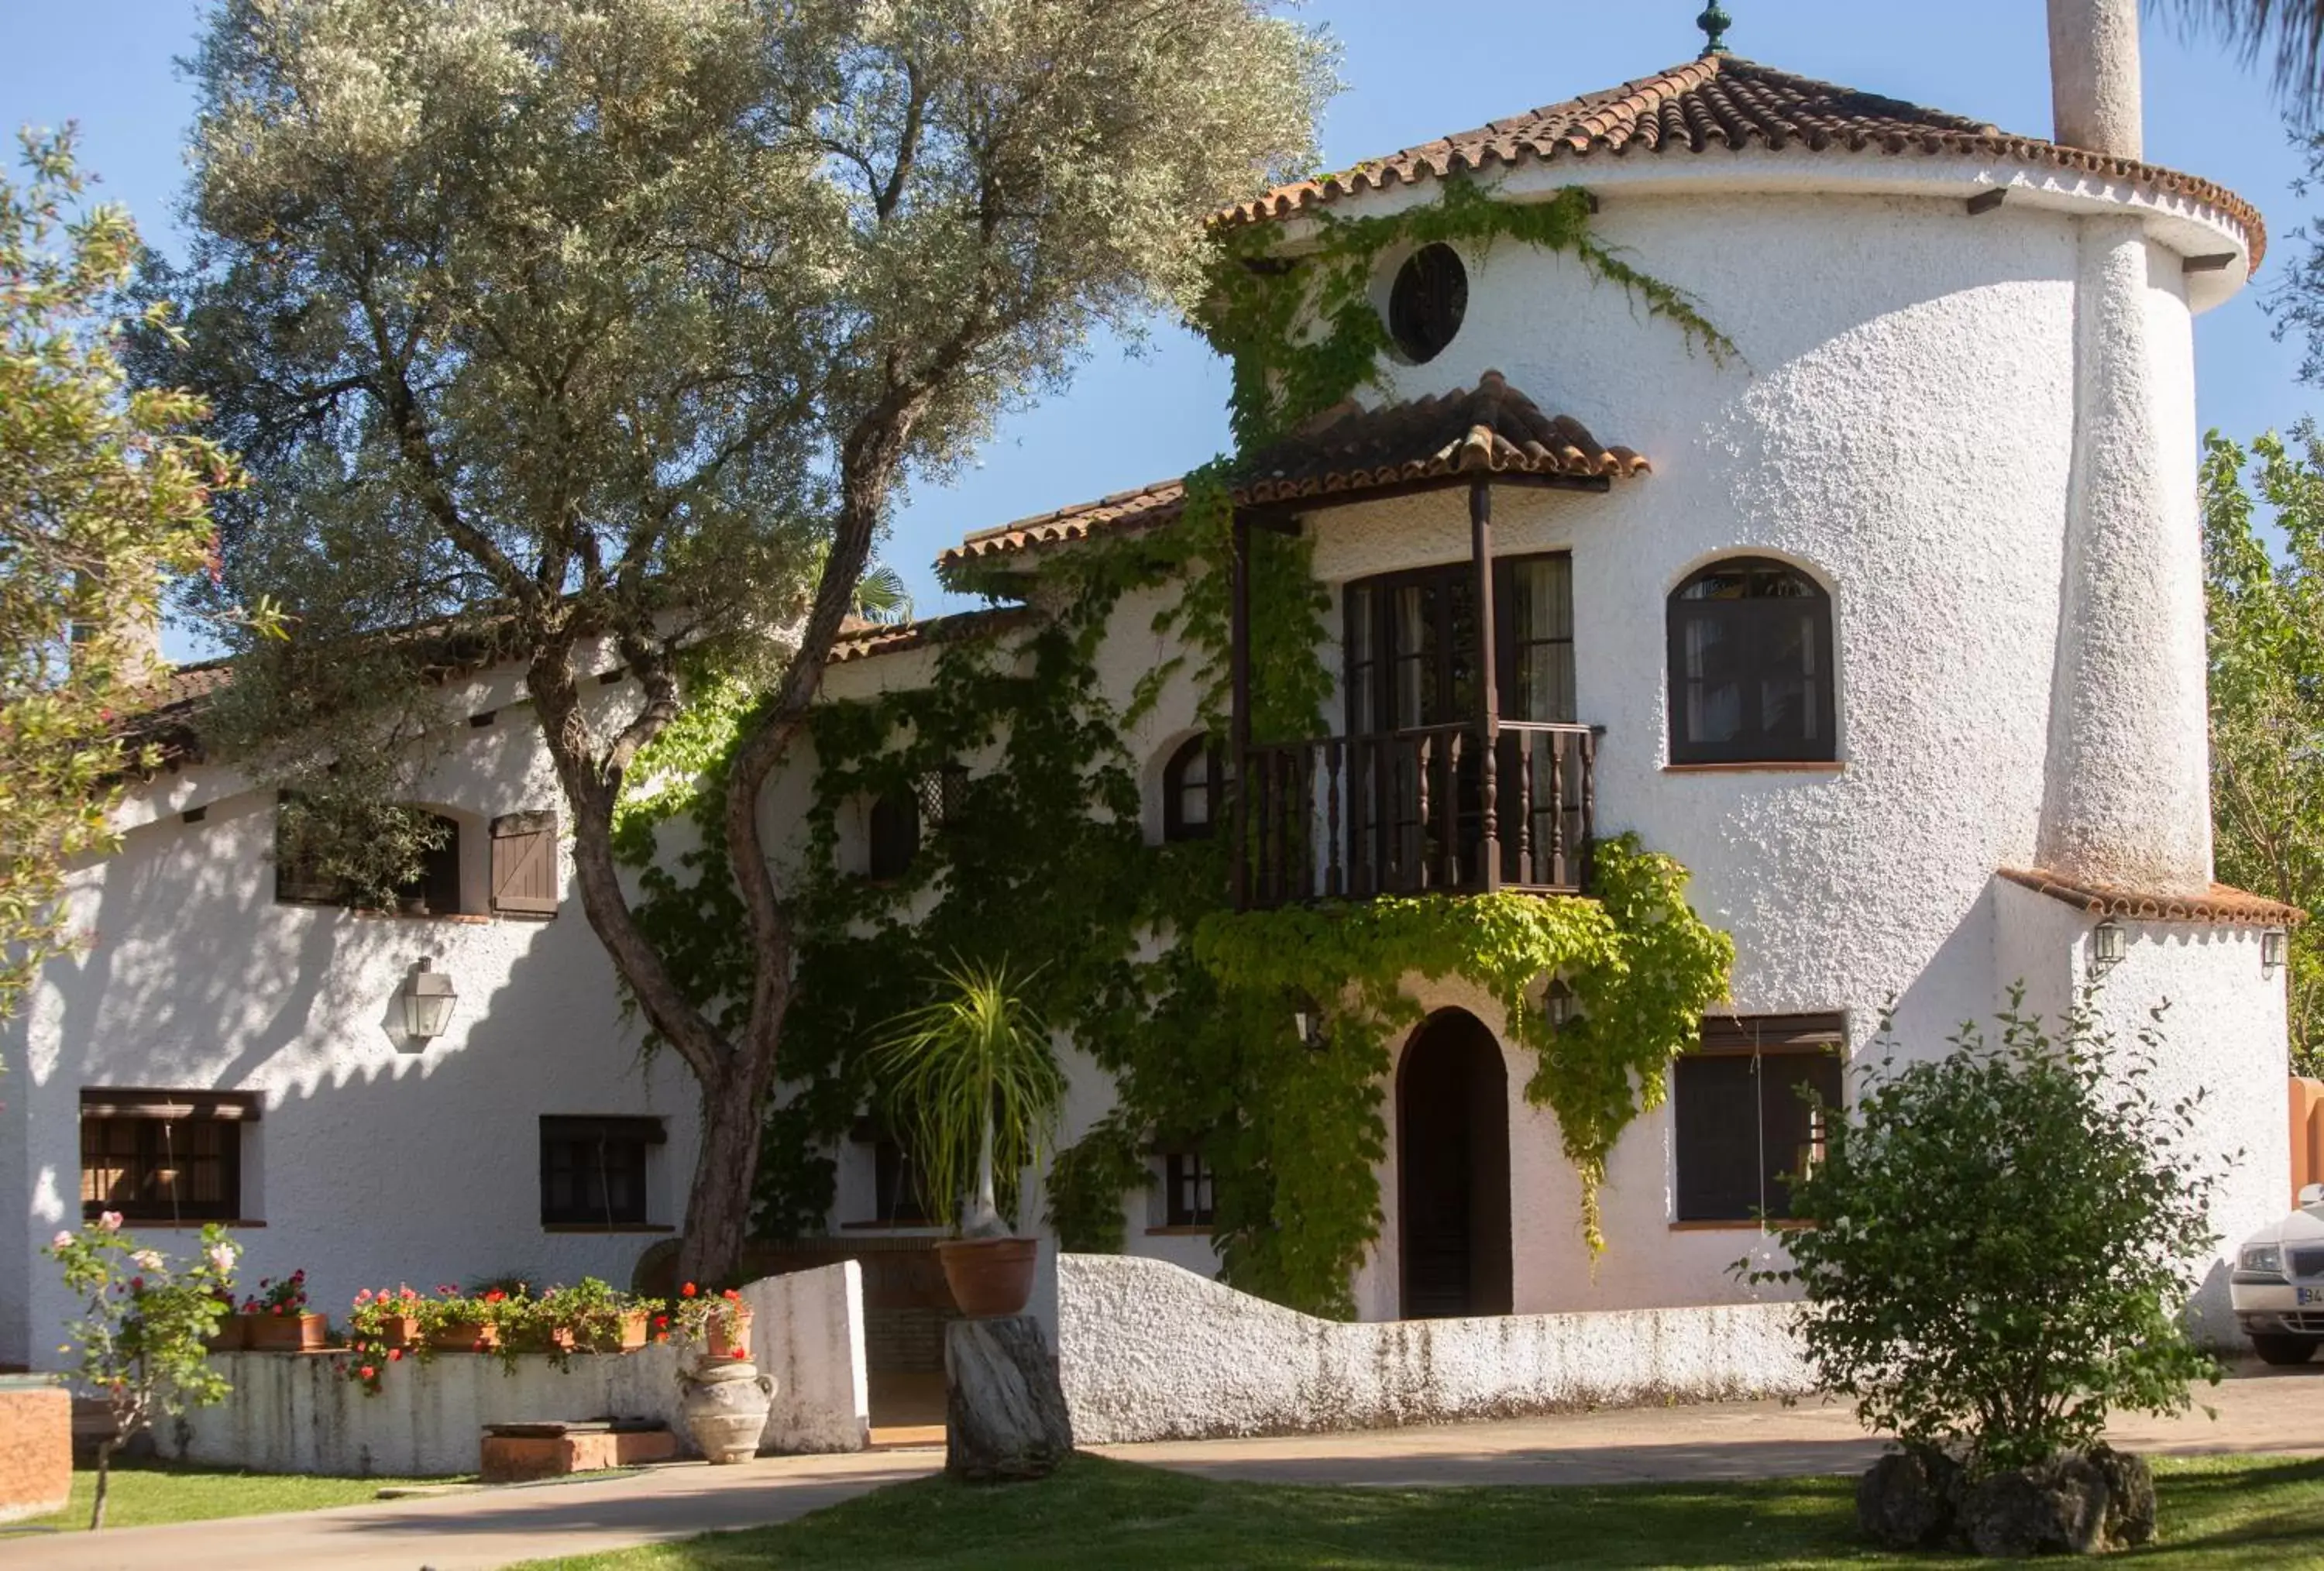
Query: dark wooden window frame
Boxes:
[
  {"xmin": 1673, "ymin": 1014, "xmax": 1846, "ymax": 1224},
  {"xmin": 1160, "ymin": 736, "xmax": 1229, "ymax": 843},
  {"xmin": 849, "ymin": 1117, "xmax": 937, "ymax": 1227},
  {"xmin": 79, "ymin": 1089, "xmax": 259, "ymax": 1222},
  {"xmin": 1162, "ymin": 1150, "xmax": 1217, "ymax": 1229},
  {"xmin": 538, "ymin": 1115, "xmax": 665, "ymax": 1227},
  {"xmin": 1342, "ymin": 552, "xmax": 1574, "ymax": 737},
  {"xmin": 1666, "ymin": 557, "xmax": 1838, "ymax": 766}
]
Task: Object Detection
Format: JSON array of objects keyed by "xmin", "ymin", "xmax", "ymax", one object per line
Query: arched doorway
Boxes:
[{"xmin": 1396, "ymin": 1009, "xmax": 1513, "ymax": 1318}]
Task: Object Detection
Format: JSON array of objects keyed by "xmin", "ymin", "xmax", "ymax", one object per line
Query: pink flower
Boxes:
[
  {"xmin": 131, "ymin": 1249, "xmax": 165, "ymax": 1272},
  {"xmin": 98, "ymin": 1212, "xmax": 122, "ymax": 1232},
  {"xmin": 355, "ymin": 1289, "xmax": 373, "ymax": 1305},
  {"xmin": 207, "ymin": 1242, "xmax": 239, "ymax": 1274},
  {"xmin": 51, "ymin": 1231, "xmax": 73, "ymax": 1250}
]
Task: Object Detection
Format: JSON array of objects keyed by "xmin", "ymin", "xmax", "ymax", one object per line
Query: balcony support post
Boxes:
[
  {"xmin": 1470, "ymin": 480, "xmax": 1501, "ymax": 892},
  {"xmin": 1230, "ymin": 510, "xmax": 1253, "ymax": 910}
]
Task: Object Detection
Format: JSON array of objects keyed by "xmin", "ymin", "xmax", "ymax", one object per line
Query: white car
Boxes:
[{"xmin": 2230, "ymin": 1183, "xmax": 2324, "ymax": 1366}]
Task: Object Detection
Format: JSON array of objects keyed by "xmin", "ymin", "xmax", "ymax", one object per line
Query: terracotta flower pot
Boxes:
[
  {"xmin": 367, "ymin": 1315, "xmax": 422, "ymax": 1350},
  {"xmin": 205, "ymin": 1308, "xmax": 247, "ymax": 1353},
  {"xmin": 706, "ymin": 1305, "xmax": 754, "ymax": 1363},
  {"xmin": 242, "ymin": 1311, "xmax": 328, "ymax": 1353},
  {"xmin": 555, "ymin": 1311, "xmax": 649, "ymax": 1354},
  {"xmin": 428, "ymin": 1320, "xmax": 500, "ymax": 1353},
  {"xmin": 937, "ymin": 1237, "xmax": 1039, "ymax": 1318}
]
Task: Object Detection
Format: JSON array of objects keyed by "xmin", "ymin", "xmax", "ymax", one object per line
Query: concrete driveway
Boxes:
[
  {"xmin": 1105, "ymin": 1359, "xmax": 2324, "ymax": 1489},
  {"xmin": 4, "ymin": 1361, "xmax": 2316, "ymax": 1570}
]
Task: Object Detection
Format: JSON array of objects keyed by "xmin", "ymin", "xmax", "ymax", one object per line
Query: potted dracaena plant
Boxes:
[{"xmin": 875, "ymin": 958, "xmax": 1066, "ymax": 1318}]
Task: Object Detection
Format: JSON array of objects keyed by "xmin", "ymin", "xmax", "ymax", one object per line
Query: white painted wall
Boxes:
[
  {"xmin": 1058, "ymin": 1253, "xmax": 1813, "ymax": 1445},
  {"xmin": 0, "ymin": 682, "xmax": 700, "ymax": 1370},
  {"xmin": 740, "ymin": 1262, "xmax": 871, "ymax": 1452}
]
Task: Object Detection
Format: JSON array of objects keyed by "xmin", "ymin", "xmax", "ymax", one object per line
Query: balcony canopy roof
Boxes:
[{"xmin": 939, "ymin": 372, "xmax": 1645, "ymax": 575}]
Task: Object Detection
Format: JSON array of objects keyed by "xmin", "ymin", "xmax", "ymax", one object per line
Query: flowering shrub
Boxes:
[
  {"xmin": 240, "ymin": 1267, "xmax": 309, "ymax": 1318},
  {"xmin": 48, "ymin": 1215, "xmax": 239, "ymax": 1528}
]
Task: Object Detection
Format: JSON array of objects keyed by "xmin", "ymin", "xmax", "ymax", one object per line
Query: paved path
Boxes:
[
  {"xmin": 6, "ymin": 1363, "xmax": 2316, "ymax": 1570},
  {"xmin": 2, "ymin": 1451, "xmax": 941, "ymax": 1571},
  {"xmin": 1105, "ymin": 1359, "xmax": 2324, "ymax": 1490}
]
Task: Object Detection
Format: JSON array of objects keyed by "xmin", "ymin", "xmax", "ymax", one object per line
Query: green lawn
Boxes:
[
  {"xmin": 8, "ymin": 1459, "xmax": 469, "ymax": 1533},
  {"xmin": 523, "ymin": 1452, "xmax": 2324, "ymax": 1569}
]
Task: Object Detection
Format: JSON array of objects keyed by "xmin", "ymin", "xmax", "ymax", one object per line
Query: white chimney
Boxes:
[{"xmin": 2049, "ymin": 0, "xmax": 2143, "ymax": 157}]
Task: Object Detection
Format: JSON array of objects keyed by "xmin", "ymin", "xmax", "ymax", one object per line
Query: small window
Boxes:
[
  {"xmin": 276, "ymin": 801, "xmax": 463, "ymax": 914},
  {"xmin": 1161, "ymin": 737, "xmax": 1230, "ymax": 843},
  {"xmin": 1387, "ymin": 243, "xmax": 1468, "ymax": 364},
  {"xmin": 1673, "ymin": 1015, "xmax": 1846, "ymax": 1223},
  {"xmin": 1163, "ymin": 1151, "xmax": 1216, "ymax": 1228},
  {"xmin": 79, "ymin": 1090, "xmax": 258, "ymax": 1222},
  {"xmin": 1667, "ymin": 559, "xmax": 1837, "ymax": 765},
  {"xmin": 539, "ymin": 1116, "xmax": 665, "ymax": 1226},
  {"xmin": 866, "ymin": 790, "xmax": 920, "ymax": 880}
]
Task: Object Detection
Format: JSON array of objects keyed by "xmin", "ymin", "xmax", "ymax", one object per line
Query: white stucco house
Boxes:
[{"xmin": 2, "ymin": 2, "xmax": 2304, "ymax": 1411}]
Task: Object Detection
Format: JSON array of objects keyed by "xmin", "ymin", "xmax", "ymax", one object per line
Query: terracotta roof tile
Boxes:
[
  {"xmin": 828, "ymin": 606, "xmax": 1037, "ymax": 664},
  {"xmin": 1999, "ymin": 867, "xmax": 2308, "ymax": 928},
  {"xmin": 941, "ymin": 372, "xmax": 1641, "ymax": 570},
  {"xmin": 1219, "ymin": 56, "xmax": 2264, "ymax": 270}
]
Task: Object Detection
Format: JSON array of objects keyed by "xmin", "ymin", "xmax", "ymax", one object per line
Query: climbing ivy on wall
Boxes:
[{"xmin": 613, "ymin": 177, "xmax": 1736, "ymax": 1318}]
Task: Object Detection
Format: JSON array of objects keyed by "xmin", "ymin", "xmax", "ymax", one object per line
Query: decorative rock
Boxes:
[
  {"xmin": 1954, "ymin": 1447, "xmax": 2158, "ymax": 1557},
  {"xmin": 1856, "ymin": 1446, "xmax": 1961, "ymax": 1550},
  {"xmin": 945, "ymin": 1315, "xmax": 1073, "ymax": 1483}
]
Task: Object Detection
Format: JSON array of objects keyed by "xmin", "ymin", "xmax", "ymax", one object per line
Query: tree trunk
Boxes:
[
  {"xmin": 676, "ymin": 1062, "xmax": 768, "ymax": 1286},
  {"xmin": 967, "ymin": 1109, "xmax": 1002, "ymax": 1237},
  {"xmin": 90, "ymin": 1436, "xmax": 118, "ymax": 1531}
]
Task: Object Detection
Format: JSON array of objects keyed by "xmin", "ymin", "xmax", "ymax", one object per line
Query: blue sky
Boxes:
[{"xmin": 7, "ymin": 0, "xmax": 2319, "ymax": 651}]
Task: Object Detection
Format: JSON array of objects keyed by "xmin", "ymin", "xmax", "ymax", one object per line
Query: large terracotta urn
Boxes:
[
  {"xmin": 678, "ymin": 1360, "xmax": 775, "ymax": 1463},
  {"xmin": 937, "ymin": 1236, "xmax": 1039, "ymax": 1318}
]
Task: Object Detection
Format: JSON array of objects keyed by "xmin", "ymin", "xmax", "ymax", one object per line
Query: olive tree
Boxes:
[
  {"xmin": 1745, "ymin": 996, "xmax": 2224, "ymax": 1473},
  {"xmin": 0, "ymin": 129, "xmax": 240, "ymax": 1022},
  {"xmin": 163, "ymin": 0, "xmax": 1335, "ymax": 1281}
]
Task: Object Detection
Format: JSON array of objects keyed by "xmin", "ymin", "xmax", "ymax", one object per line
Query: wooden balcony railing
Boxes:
[{"xmin": 1236, "ymin": 721, "xmax": 1596, "ymax": 909}]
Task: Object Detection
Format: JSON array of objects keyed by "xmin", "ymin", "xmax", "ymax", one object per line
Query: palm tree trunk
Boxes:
[{"xmin": 968, "ymin": 1106, "xmax": 1002, "ymax": 1237}]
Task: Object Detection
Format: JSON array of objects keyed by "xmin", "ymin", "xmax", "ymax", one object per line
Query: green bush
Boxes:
[{"xmin": 1745, "ymin": 992, "xmax": 2226, "ymax": 1473}]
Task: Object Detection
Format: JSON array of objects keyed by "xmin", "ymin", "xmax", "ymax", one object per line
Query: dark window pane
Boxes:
[
  {"xmin": 867, "ymin": 792, "xmax": 920, "ymax": 879},
  {"xmin": 79, "ymin": 1113, "xmax": 242, "ymax": 1221},
  {"xmin": 1668, "ymin": 559, "xmax": 1836, "ymax": 764},
  {"xmin": 1674, "ymin": 1055, "xmax": 1762, "ymax": 1222},
  {"xmin": 538, "ymin": 1116, "xmax": 659, "ymax": 1226},
  {"xmin": 1164, "ymin": 1153, "xmax": 1215, "ymax": 1228},
  {"xmin": 1387, "ymin": 244, "xmax": 1468, "ymax": 364}
]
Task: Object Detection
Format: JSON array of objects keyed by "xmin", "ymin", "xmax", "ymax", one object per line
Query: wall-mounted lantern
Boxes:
[
  {"xmin": 2089, "ymin": 919, "xmax": 2126, "ymax": 974},
  {"xmin": 1538, "ymin": 978, "xmax": 1578, "ymax": 1033},
  {"xmin": 401, "ymin": 957, "xmax": 459, "ymax": 1040},
  {"xmin": 2264, "ymin": 929, "xmax": 2290, "ymax": 979},
  {"xmin": 1291, "ymin": 999, "xmax": 1325, "ymax": 1051}
]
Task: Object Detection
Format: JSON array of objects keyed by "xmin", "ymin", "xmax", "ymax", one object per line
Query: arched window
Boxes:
[
  {"xmin": 866, "ymin": 790, "xmax": 920, "ymax": 880},
  {"xmin": 1386, "ymin": 243, "xmax": 1467, "ymax": 364},
  {"xmin": 1161, "ymin": 736, "xmax": 1229, "ymax": 843},
  {"xmin": 1667, "ymin": 559, "xmax": 1836, "ymax": 765}
]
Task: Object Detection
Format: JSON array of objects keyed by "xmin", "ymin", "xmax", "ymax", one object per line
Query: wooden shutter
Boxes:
[{"xmin": 490, "ymin": 810, "xmax": 559, "ymax": 916}]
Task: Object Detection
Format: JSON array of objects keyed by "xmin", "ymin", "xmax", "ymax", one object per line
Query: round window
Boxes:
[{"xmin": 1386, "ymin": 243, "xmax": 1468, "ymax": 364}]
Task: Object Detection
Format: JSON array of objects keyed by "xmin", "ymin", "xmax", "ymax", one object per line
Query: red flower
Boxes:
[
  {"xmin": 387, "ymin": 1348, "xmax": 404, "ymax": 1362},
  {"xmin": 129, "ymin": 1276, "xmax": 144, "ymax": 1291},
  {"xmin": 359, "ymin": 1365, "xmax": 375, "ymax": 1380},
  {"xmin": 681, "ymin": 1282, "xmax": 697, "ymax": 1298},
  {"xmin": 722, "ymin": 1289, "xmax": 741, "ymax": 1302},
  {"xmin": 652, "ymin": 1315, "xmax": 669, "ymax": 1329},
  {"xmin": 484, "ymin": 1290, "xmax": 505, "ymax": 1304},
  {"xmin": 654, "ymin": 1332, "xmax": 669, "ymax": 1344}
]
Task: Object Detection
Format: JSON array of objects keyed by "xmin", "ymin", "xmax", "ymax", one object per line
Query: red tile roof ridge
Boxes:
[
  {"xmin": 1217, "ymin": 55, "xmax": 2264, "ymax": 272},
  {"xmin": 940, "ymin": 372, "xmax": 1643, "ymax": 570},
  {"xmin": 1999, "ymin": 867, "xmax": 2307, "ymax": 927},
  {"xmin": 829, "ymin": 605, "xmax": 1037, "ymax": 664}
]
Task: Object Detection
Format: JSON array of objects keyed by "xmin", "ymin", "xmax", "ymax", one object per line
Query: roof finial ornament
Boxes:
[{"xmin": 1697, "ymin": 2, "xmax": 1732, "ymax": 57}]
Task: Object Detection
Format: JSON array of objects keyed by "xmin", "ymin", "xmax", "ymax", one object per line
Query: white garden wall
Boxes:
[
  {"xmin": 1058, "ymin": 1254, "xmax": 1813, "ymax": 1446},
  {"xmin": 171, "ymin": 1267, "xmax": 868, "ymax": 1475}
]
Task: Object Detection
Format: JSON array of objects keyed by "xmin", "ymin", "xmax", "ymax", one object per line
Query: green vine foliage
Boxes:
[{"xmin": 612, "ymin": 177, "xmax": 1734, "ymax": 1317}]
